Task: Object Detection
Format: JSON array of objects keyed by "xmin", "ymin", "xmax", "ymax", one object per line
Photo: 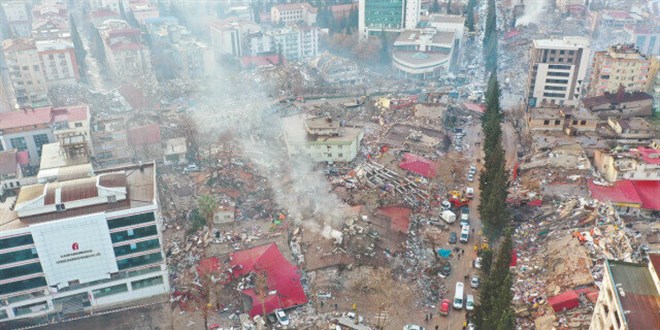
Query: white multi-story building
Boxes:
[
  {"xmin": 281, "ymin": 114, "xmax": 364, "ymax": 163},
  {"xmin": 271, "ymin": 2, "xmax": 317, "ymax": 26},
  {"xmin": 589, "ymin": 256, "xmax": 660, "ymax": 330},
  {"xmin": 271, "ymin": 26, "xmax": 319, "ymax": 61},
  {"xmin": 36, "ymin": 39, "xmax": 80, "ymax": 87},
  {"xmin": 209, "ymin": 19, "xmax": 261, "ymax": 58},
  {"xmin": 129, "ymin": 3, "xmax": 159, "ymax": 26},
  {"xmin": 0, "ymin": 161, "xmax": 169, "ymax": 324},
  {"xmin": 526, "ymin": 37, "xmax": 591, "ymax": 107},
  {"xmin": 97, "ymin": 19, "xmax": 152, "ymax": 81},
  {"xmin": 594, "ymin": 146, "xmax": 660, "ymax": 182},
  {"xmin": 1, "ymin": 1, "xmax": 32, "ymax": 37},
  {"xmin": 2, "ymin": 38, "xmax": 51, "ymax": 108}
]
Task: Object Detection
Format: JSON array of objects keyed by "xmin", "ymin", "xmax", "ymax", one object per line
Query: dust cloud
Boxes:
[{"xmin": 516, "ymin": 0, "xmax": 549, "ymax": 26}]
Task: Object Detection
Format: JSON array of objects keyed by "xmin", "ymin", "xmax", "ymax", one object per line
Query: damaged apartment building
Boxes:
[{"xmin": 281, "ymin": 114, "xmax": 364, "ymax": 163}]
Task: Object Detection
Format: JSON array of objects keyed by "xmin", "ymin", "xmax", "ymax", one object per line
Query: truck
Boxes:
[{"xmin": 440, "ymin": 210, "xmax": 456, "ymax": 224}]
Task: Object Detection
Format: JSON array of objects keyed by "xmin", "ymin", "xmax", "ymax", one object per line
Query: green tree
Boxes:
[
  {"xmin": 483, "ymin": 0, "xmax": 498, "ymax": 72},
  {"xmin": 431, "ymin": 0, "xmax": 441, "ymax": 13},
  {"xmin": 465, "ymin": 0, "xmax": 477, "ymax": 32},
  {"xmin": 475, "ymin": 232, "xmax": 514, "ymax": 329},
  {"xmin": 478, "ymin": 73, "xmax": 509, "ymax": 239},
  {"xmin": 197, "ymin": 195, "xmax": 217, "ymax": 226},
  {"xmin": 118, "ymin": 0, "xmax": 128, "ymax": 21},
  {"xmin": 69, "ymin": 15, "xmax": 87, "ymax": 78}
]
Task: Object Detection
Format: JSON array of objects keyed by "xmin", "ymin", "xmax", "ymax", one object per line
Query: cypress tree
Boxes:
[
  {"xmin": 483, "ymin": 0, "xmax": 498, "ymax": 72},
  {"xmin": 118, "ymin": 0, "xmax": 128, "ymax": 21},
  {"xmin": 69, "ymin": 15, "xmax": 87, "ymax": 78},
  {"xmin": 465, "ymin": 0, "xmax": 476, "ymax": 32}
]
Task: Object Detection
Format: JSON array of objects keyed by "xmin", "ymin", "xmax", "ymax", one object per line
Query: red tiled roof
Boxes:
[
  {"xmin": 127, "ymin": 124, "xmax": 161, "ymax": 146},
  {"xmin": 377, "ymin": 206, "xmax": 411, "ymax": 234},
  {"xmin": 630, "ymin": 181, "xmax": 660, "ymax": 211},
  {"xmin": 91, "ymin": 9, "xmax": 119, "ymax": 17},
  {"xmin": 52, "ymin": 105, "xmax": 89, "ymax": 123},
  {"xmin": 0, "ymin": 107, "xmax": 53, "ymax": 130},
  {"xmin": 588, "ymin": 180, "xmax": 642, "ymax": 205},
  {"xmin": 399, "ymin": 153, "xmax": 436, "ymax": 178},
  {"xmin": 464, "ymin": 102, "xmax": 486, "ymax": 114},
  {"xmin": 119, "ymin": 85, "xmax": 147, "ymax": 110},
  {"xmin": 230, "ymin": 243, "xmax": 307, "ymax": 317}
]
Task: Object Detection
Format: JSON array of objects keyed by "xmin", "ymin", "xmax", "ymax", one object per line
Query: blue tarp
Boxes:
[{"xmin": 437, "ymin": 249, "xmax": 452, "ymax": 258}]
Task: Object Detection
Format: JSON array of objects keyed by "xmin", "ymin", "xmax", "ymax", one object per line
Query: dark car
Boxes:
[
  {"xmin": 440, "ymin": 262, "xmax": 452, "ymax": 277},
  {"xmin": 449, "ymin": 232, "xmax": 458, "ymax": 244}
]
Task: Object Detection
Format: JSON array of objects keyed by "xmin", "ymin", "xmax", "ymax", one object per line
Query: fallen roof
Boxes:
[
  {"xmin": 127, "ymin": 124, "xmax": 161, "ymax": 145},
  {"xmin": 582, "ymin": 92, "xmax": 653, "ymax": 108},
  {"xmin": 587, "ymin": 180, "xmax": 642, "ymax": 206},
  {"xmin": 377, "ymin": 206, "xmax": 411, "ymax": 234},
  {"xmin": 606, "ymin": 260, "xmax": 660, "ymax": 330},
  {"xmin": 230, "ymin": 243, "xmax": 307, "ymax": 317},
  {"xmin": 630, "ymin": 181, "xmax": 660, "ymax": 211},
  {"xmin": 399, "ymin": 153, "xmax": 436, "ymax": 178}
]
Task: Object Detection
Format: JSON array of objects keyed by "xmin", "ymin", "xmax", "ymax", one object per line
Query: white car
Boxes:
[
  {"xmin": 473, "ymin": 257, "xmax": 482, "ymax": 269},
  {"xmin": 403, "ymin": 325, "xmax": 425, "ymax": 330},
  {"xmin": 469, "ymin": 165, "xmax": 477, "ymax": 175},
  {"xmin": 467, "ymin": 173, "xmax": 474, "ymax": 182},
  {"xmin": 274, "ymin": 309, "xmax": 289, "ymax": 326},
  {"xmin": 470, "ymin": 275, "xmax": 480, "ymax": 288},
  {"xmin": 466, "ymin": 294, "xmax": 475, "ymax": 311}
]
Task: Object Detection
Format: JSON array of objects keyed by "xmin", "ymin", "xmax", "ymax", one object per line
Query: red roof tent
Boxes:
[
  {"xmin": 399, "ymin": 153, "xmax": 436, "ymax": 178},
  {"xmin": 548, "ymin": 290, "xmax": 580, "ymax": 312},
  {"xmin": 635, "ymin": 147, "xmax": 660, "ymax": 165},
  {"xmin": 230, "ymin": 243, "xmax": 307, "ymax": 317},
  {"xmin": 127, "ymin": 124, "xmax": 161, "ymax": 146},
  {"xmin": 630, "ymin": 181, "xmax": 660, "ymax": 211},
  {"xmin": 377, "ymin": 206, "xmax": 411, "ymax": 234},
  {"xmin": 587, "ymin": 180, "xmax": 642, "ymax": 205}
]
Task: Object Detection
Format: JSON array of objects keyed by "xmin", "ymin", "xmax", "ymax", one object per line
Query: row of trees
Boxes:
[
  {"xmin": 316, "ymin": 6, "xmax": 358, "ymax": 35},
  {"xmin": 474, "ymin": 1, "xmax": 514, "ymax": 327},
  {"xmin": 465, "ymin": 0, "xmax": 477, "ymax": 32}
]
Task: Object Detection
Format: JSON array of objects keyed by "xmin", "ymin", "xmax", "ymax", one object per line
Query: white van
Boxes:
[
  {"xmin": 453, "ymin": 282, "xmax": 464, "ymax": 309},
  {"xmin": 441, "ymin": 210, "xmax": 456, "ymax": 224},
  {"xmin": 460, "ymin": 225, "xmax": 470, "ymax": 243}
]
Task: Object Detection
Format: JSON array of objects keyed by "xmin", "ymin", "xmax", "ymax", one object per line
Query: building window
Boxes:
[
  {"xmin": 131, "ymin": 276, "xmax": 164, "ymax": 290},
  {"xmin": 338, "ymin": 153, "xmax": 343, "ymax": 158},
  {"xmin": 0, "ymin": 277, "xmax": 47, "ymax": 295},
  {"xmin": 110, "ymin": 225, "xmax": 158, "ymax": 243},
  {"xmin": 92, "ymin": 284, "xmax": 128, "ymax": 298},
  {"xmin": 33, "ymin": 133, "xmax": 50, "ymax": 156},
  {"xmin": 113, "ymin": 238, "xmax": 160, "ymax": 256},
  {"xmin": 0, "ymin": 235, "xmax": 34, "ymax": 249},
  {"xmin": 0, "ymin": 262, "xmax": 43, "ymax": 281},
  {"xmin": 0, "ymin": 248, "xmax": 38, "ymax": 266},
  {"xmin": 116, "ymin": 252, "xmax": 163, "ymax": 270},
  {"xmin": 9, "ymin": 137, "xmax": 28, "ymax": 151},
  {"xmin": 554, "ymin": 120, "xmax": 561, "ymax": 125},
  {"xmin": 543, "ymin": 120, "xmax": 550, "ymax": 125},
  {"xmin": 74, "ymin": 122, "xmax": 83, "ymax": 128},
  {"xmin": 580, "ymin": 120, "xmax": 586, "ymax": 125},
  {"xmin": 107, "ymin": 213, "xmax": 155, "ymax": 229}
]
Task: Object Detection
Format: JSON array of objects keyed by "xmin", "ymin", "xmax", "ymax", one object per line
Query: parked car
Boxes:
[
  {"xmin": 460, "ymin": 225, "xmax": 470, "ymax": 243},
  {"xmin": 469, "ymin": 165, "xmax": 477, "ymax": 175},
  {"xmin": 467, "ymin": 173, "xmax": 474, "ymax": 182},
  {"xmin": 449, "ymin": 232, "xmax": 458, "ymax": 244},
  {"xmin": 461, "ymin": 207, "xmax": 470, "ymax": 221},
  {"xmin": 439, "ymin": 261, "xmax": 451, "ymax": 277},
  {"xmin": 403, "ymin": 325, "xmax": 424, "ymax": 330},
  {"xmin": 183, "ymin": 163, "xmax": 200, "ymax": 173},
  {"xmin": 470, "ymin": 275, "xmax": 480, "ymax": 288},
  {"xmin": 439, "ymin": 299, "xmax": 451, "ymax": 316},
  {"xmin": 274, "ymin": 309, "xmax": 289, "ymax": 326},
  {"xmin": 473, "ymin": 257, "xmax": 482, "ymax": 269},
  {"xmin": 465, "ymin": 187, "xmax": 474, "ymax": 199},
  {"xmin": 441, "ymin": 200, "xmax": 451, "ymax": 210},
  {"xmin": 466, "ymin": 294, "xmax": 475, "ymax": 311}
]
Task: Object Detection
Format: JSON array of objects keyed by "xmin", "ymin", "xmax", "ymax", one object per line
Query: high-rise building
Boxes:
[
  {"xmin": 588, "ymin": 44, "xmax": 650, "ymax": 97},
  {"xmin": 36, "ymin": 39, "xmax": 80, "ymax": 88},
  {"xmin": 525, "ymin": 37, "xmax": 591, "ymax": 107},
  {"xmin": 1, "ymin": 1, "xmax": 32, "ymax": 37},
  {"xmin": 2, "ymin": 38, "xmax": 51, "ymax": 109},
  {"xmin": 589, "ymin": 256, "xmax": 660, "ymax": 330},
  {"xmin": 0, "ymin": 161, "xmax": 169, "ymax": 324},
  {"xmin": 358, "ymin": 0, "xmax": 420, "ymax": 38}
]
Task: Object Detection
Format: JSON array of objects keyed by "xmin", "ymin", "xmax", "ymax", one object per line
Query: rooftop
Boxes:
[
  {"xmin": 427, "ymin": 14, "xmax": 465, "ymax": 25},
  {"xmin": 2, "ymin": 38, "xmax": 36, "ymax": 52},
  {"xmin": 281, "ymin": 114, "xmax": 363, "ymax": 145},
  {"xmin": 1, "ymin": 162, "xmax": 156, "ymax": 232},
  {"xmin": 273, "ymin": 2, "xmax": 314, "ymax": 12},
  {"xmin": 530, "ymin": 107, "xmax": 562, "ymax": 119},
  {"xmin": 0, "ymin": 150, "xmax": 19, "ymax": 178},
  {"xmin": 582, "ymin": 92, "xmax": 653, "ymax": 108},
  {"xmin": 0, "ymin": 105, "xmax": 89, "ymax": 130},
  {"xmin": 39, "ymin": 142, "xmax": 90, "ymax": 171},
  {"xmin": 395, "ymin": 29, "xmax": 454, "ymax": 46},
  {"xmin": 533, "ymin": 37, "xmax": 590, "ymax": 50},
  {"xmin": 164, "ymin": 137, "xmax": 187, "ymax": 155},
  {"xmin": 606, "ymin": 260, "xmax": 660, "ymax": 330}
]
